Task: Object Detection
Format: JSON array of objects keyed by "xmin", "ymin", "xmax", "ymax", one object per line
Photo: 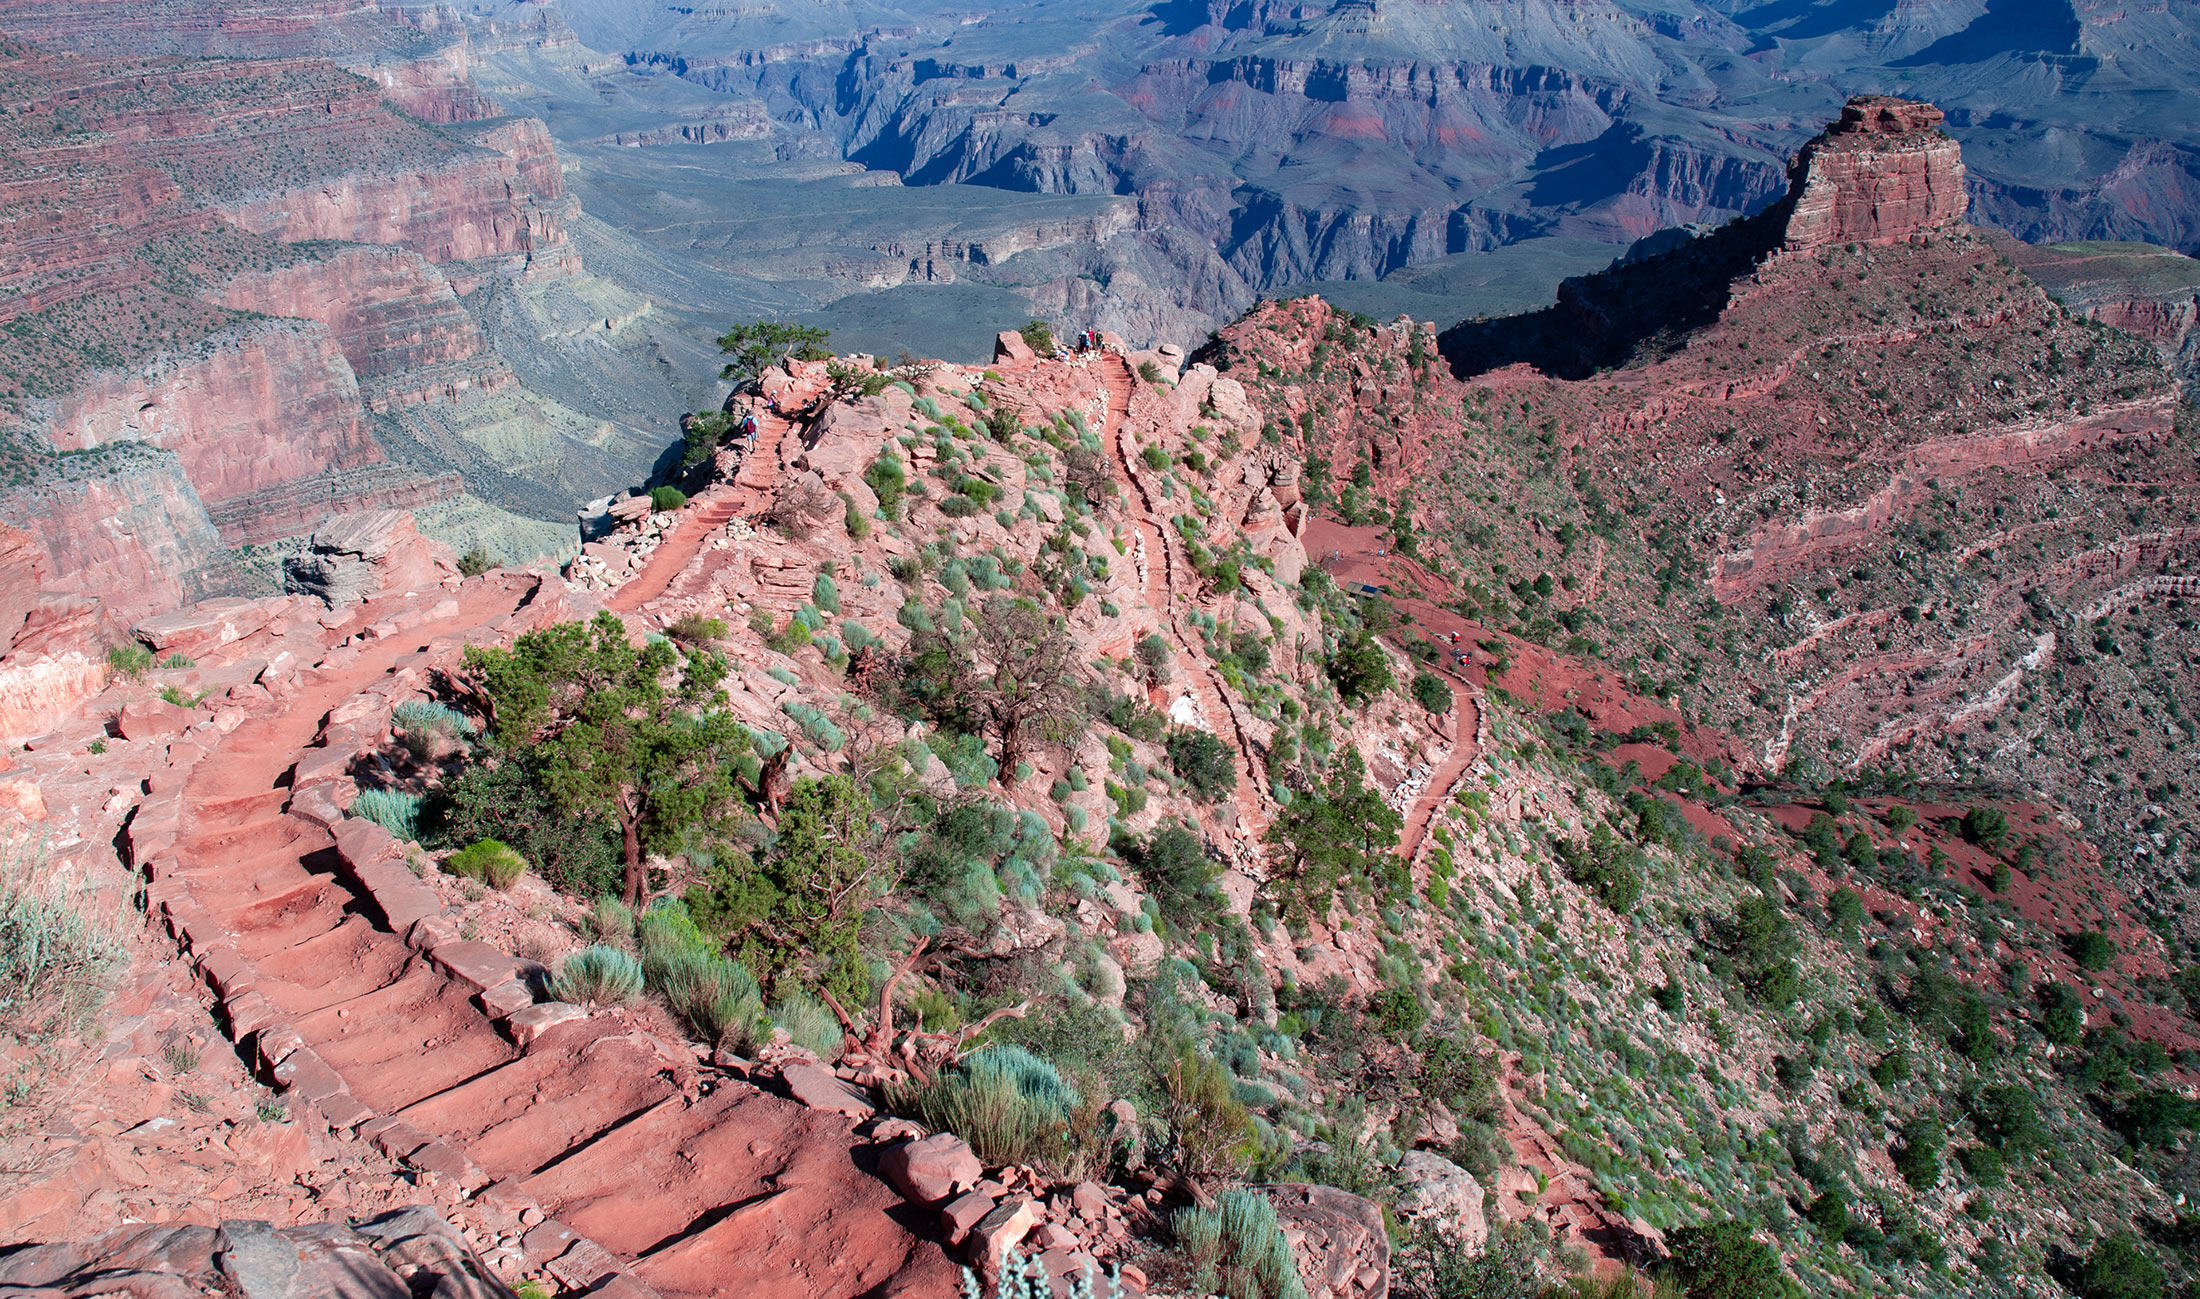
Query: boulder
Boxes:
[
  {"xmin": 133, "ymin": 597, "xmax": 273, "ymax": 660},
  {"xmin": 285, "ymin": 511, "xmax": 456, "ymax": 607},
  {"xmin": 781, "ymin": 1061, "xmax": 875, "ymax": 1119},
  {"xmin": 994, "ymin": 330, "xmax": 1036, "ymax": 365},
  {"xmin": 116, "ymin": 697, "xmax": 196, "ymax": 741},
  {"xmin": 941, "ymin": 1191, "xmax": 995, "ymax": 1245},
  {"xmin": 968, "ymin": 1197, "xmax": 1038, "ymax": 1267},
  {"xmin": 879, "ymin": 1133, "xmax": 984, "ymax": 1204},
  {"xmin": 1263, "ymin": 1183, "xmax": 1389, "ymax": 1299},
  {"xmin": 1395, "ymin": 1151, "xmax": 1487, "ymax": 1250}
]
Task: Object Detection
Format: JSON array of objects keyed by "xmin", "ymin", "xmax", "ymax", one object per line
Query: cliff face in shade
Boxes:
[
  {"xmin": 1782, "ymin": 98, "xmax": 1968, "ymax": 252},
  {"xmin": 46, "ymin": 320, "xmax": 383, "ymax": 528},
  {"xmin": 2, "ymin": 448, "xmax": 244, "ymax": 628}
]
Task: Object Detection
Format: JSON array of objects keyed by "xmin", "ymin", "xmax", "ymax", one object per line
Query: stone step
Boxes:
[{"xmin": 392, "ymin": 1029, "xmax": 684, "ymax": 1180}]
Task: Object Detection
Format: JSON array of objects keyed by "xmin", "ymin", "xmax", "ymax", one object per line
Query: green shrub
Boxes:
[
  {"xmin": 0, "ymin": 851, "xmax": 121, "ymax": 1040},
  {"xmin": 1956, "ymin": 1143, "xmax": 2005, "ymax": 1188},
  {"xmin": 648, "ymin": 485, "xmax": 688, "ymax": 511},
  {"xmin": 2075, "ymin": 1232, "xmax": 2165, "ymax": 1299},
  {"xmin": 1410, "ymin": 671, "xmax": 1451, "ymax": 713},
  {"xmin": 1892, "ymin": 1117, "xmax": 1944, "ymax": 1190},
  {"xmin": 2069, "ymin": 929, "xmax": 2115, "ymax": 971},
  {"xmin": 781, "ymin": 700, "xmax": 846, "ymax": 751},
  {"xmin": 1173, "ymin": 1190, "xmax": 1306, "ymax": 1299},
  {"xmin": 1160, "ymin": 1049, "xmax": 1255, "ymax": 1184},
  {"xmin": 352, "ymin": 789, "xmax": 423, "ymax": 842},
  {"xmin": 939, "ymin": 494, "xmax": 983, "ymax": 518},
  {"xmin": 1396, "ymin": 1218, "xmax": 1541, "ymax": 1299},
  {"xmin": 1328, "ymin": 631, "xmax": 1392, "ymax": 704},
  {"xmin": 394, "ymin": 700, "xmax": 475, "ymax": 738},
  {"xmin": 1959, "ymin": 805, "xmax": 2009, "ymax": 849},
  {"xmin": 1556, "ymin": 824, "xmax": 1644, "ymax": 915},
  {"xmin": 1664, "ymin": 1220, "xmax": 1792, "ymax": 1299},
  {"xmin": 457, "ymin": 548, "xmax": 493, "ymax": 578},
  {"xmin": 1167, "ymin": 728, "xmax": 1238, "ymax": 803},
  {"xmin": 1019, "ymin": 320, "xmax": 1056, "ymax": 353},
  {"xmin": 424, "ymin": 758, "xmax": 623, "ymax": 899},
  {"xmin": 865, "ymin": 453, "xmax": 907, "ymax": 518},
  {"xmin": 551, "ymin": 945, "xmax": 643, "ymax": 1007},
  {"xmin": 1804, "ymin": 1190, "xmax": 1847, "ymax": 1238},
  {"xmin": 813, "ymin": 572, "xmax": 841, "ymax": 612},
  {"xmin": 772, "ymin": 991, "xmax": 843, "ymax": 1060},
  {"xmin": 902, "ymin": 1044, "xmax": 1080, "ymax": 1171},
  {"xmin": 444, "ymin": 839, "xmax": 526, "ymax": 889},
  {"xmin": 155, "ymin": 652, "xmax": 193, "ymax": 670},
  {"xmin": 584, "ymin": 896, "xmax": 635, "ymax": 946},
  {"xmin": 106, "ymin": 643, "xmax": 152, "ymax": 681},
  {"xmin": 642, "ymin": 909, "xmax": 766, "ymax": 1048}
]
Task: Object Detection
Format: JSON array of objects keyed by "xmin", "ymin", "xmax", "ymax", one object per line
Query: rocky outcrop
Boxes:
[
  {"xmin": 1394, "ymin": 1151, "xmax": 1488, "ymax": 1250},
  {"xmin": 0, "ymin": 1207, "xmax": 517, "ymax": 1298},
  {"xmin": 3, "ymin": 450, "xmax": 245, "ymax": 628},
  {"xmin": 1783, "ymin": 97, "xmax": 1966, "ymax": 251},
  {"xmin": 48, "ymin": 320, "xmax": 383, "ymax": 523},
  {"xmin": 285, "ymin": 510, "xmax": 457, "ymax": 606}
]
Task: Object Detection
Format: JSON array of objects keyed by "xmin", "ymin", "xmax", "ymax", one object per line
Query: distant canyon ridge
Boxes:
[
  {"xmin": 0, "ymin": 0, "xmax": 2197, "ymax": 640},
  {"xmin": 455, "ymin": 0, "xmax": 2200, "ymax": 350}
]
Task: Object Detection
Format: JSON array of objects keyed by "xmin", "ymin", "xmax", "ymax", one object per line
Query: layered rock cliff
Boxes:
[
  {"xmin": 1781, "ymin": 97, "xmax": 1967, "ymax": 251},
  {"xmin": 0, "ymin": 17, "xmax": 714, "ymax": 631}
]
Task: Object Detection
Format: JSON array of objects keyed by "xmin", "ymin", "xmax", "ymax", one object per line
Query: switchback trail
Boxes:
[{"xmin": 161, "ymin": 583, "xmax": 958, "ymax": 1298}]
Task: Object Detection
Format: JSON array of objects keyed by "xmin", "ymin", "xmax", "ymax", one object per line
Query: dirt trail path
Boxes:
[
  {"xmin": 613, "ymin": 406, "xmax": 795, "ymax": 615},
  {"xmin": 612, "ymin": 500, "xmax": 736, "ymax": 613},
  {"xmin": 1496, "ymin": 1057, "xmax": 1657, "ymax": 1274},
  {"xmin": 1398, "ymin": 682, "xmax": 1481, "ymax": 865},
  {"xmin": 1098, "ymin": 354, "xmax": 1269, "ymax": 844},
  {"xmin": 165, "ymin": 584, "xmax": 957, "ymax": 1299}
]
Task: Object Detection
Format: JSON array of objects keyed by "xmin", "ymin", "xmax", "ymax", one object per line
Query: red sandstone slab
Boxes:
[
  {"xmin": 292, "ymin": 971, "xmax": 519, "ymax": 1113},
  {"xmin": 394, "ymin": 1032, "xmax": 680, "ymax": 1180}
]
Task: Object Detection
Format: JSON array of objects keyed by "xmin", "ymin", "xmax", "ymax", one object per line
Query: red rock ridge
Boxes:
[
  {"xmin": 45, "ymin": 320, "xmax": 385, "ymax": 533},
  {"xmin": 1782, "ymin": 96, "xmax": 1967, "ymax": 250},
  {"xmin": 209, "ymin": 245, "xmax": 514, "ymax": 410},
  {"xmin": 5, "ymin": 454, "xmax": 244, "ymax": 626},
  {"xmin": 215, "ymin": 153, "xmax": 575, "ymax": 275}
]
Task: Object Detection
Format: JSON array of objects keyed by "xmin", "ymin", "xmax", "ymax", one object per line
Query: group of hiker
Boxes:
[{"xmin": 1053, "ymin": 328, "xmax": 1106, "ymax": 361}]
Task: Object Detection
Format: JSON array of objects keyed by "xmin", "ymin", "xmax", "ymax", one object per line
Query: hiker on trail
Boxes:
[{"xmin": 740, "ymin": 413, "xmax": 758, "ymax": 439}]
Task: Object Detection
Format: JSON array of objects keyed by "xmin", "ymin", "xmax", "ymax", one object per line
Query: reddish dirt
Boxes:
[
  {"xmin": 613, "ymin": 404, "xmax": 798, "ymax": 614},
  {"xmin": 1304, "ymin": 516, "xmax": 1743, "ymax": 773},
  {"xmin": 1495, "ymin": 1055, "xmax": 1659, "ymax": 1275},
  {"xmin": 161, "ymin": 584, "xmax": 961, "ymax": 1298}
]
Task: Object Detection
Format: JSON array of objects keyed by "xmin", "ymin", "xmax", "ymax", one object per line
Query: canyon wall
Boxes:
[
  {"xmin": 2, "ymin": 450, "xmax": 244, "ymax": 627},
  {"xmin": 1783, "ymin": 98, "xmax": 1967, "ymax": 251},
  {"xmin": 46, "ymin": 320, "xmax": 383, "ymax": 527}
]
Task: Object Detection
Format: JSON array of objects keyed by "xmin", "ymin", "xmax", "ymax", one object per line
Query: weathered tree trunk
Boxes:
[{"xmin": 621, "ymin": 813, "xmax": 644, "ymax": 909}]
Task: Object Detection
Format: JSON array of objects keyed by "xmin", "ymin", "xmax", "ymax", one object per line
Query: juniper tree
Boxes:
[{"xmin": 464, "ymin": 611, "xmax": 748, "ymax": 908}]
